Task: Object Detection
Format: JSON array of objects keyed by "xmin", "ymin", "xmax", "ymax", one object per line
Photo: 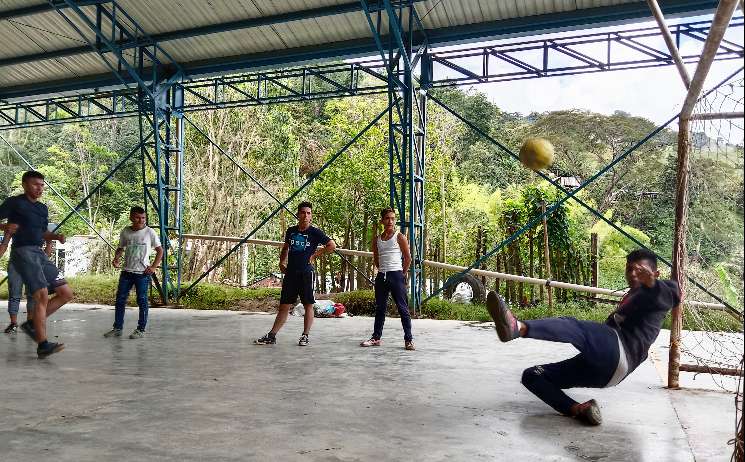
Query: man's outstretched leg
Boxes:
[
  {"xmin": 486, "ymin": 291, "xmax": 616, "ymax": 425},
  {"xmin": 486, "ymin": 292, "xmax": 619, "ymax": 365}
]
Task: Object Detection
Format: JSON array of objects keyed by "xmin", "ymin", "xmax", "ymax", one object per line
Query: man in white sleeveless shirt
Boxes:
[{"xmin": 360, "ymin": 207, "xmax": 414, "ymax": 350}]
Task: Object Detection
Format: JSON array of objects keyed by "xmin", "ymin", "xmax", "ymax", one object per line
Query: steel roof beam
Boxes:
[
  {"xmin": 0, "ymin": 0, "xmax": 426, "ymax": 68},
  {"xmin": 0, "ymin": 0, "xmax": 107, "ymax": 21},
  {"xmin": 1, "ymin": 17, "xmax": 741, "ymax": 129},
  {"xmin": 0, "ymin": 0, "xmax": 719, "ymax": 101}
]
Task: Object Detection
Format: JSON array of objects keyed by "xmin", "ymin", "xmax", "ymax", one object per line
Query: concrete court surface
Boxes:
[{"xmin": 0, "ymin": 303, "xmax": 737, "ymax": 462}]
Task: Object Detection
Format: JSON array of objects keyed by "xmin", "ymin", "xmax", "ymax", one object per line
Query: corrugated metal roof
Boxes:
[{"xmin": 0, "ymin": 0, "xmax": 717, "ymax": 100}]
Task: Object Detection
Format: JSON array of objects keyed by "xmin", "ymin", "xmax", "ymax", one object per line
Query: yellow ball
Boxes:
[{"xmin": 519, "ymin": 137, "xmax": 554, "ymax": 171}]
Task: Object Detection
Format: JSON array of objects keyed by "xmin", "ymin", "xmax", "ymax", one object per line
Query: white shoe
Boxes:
[
  {"xmin": 129, "ymin": 329, "xmax": 146, "ymax": 339},
  {"xmin": 103, "ymin": 328, "xmax": 122, "ymax": 338}
]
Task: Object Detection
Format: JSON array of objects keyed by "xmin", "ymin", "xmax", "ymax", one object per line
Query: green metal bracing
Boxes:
[
  {"xmin": 361, "ymin": 0, "xmax": 428, "ymax": 312},
  {"xmin": 48, "ymin": 0, "xmax": 186, "ymax": 303}
]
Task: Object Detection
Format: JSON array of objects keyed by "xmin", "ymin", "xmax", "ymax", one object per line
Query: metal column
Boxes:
[
  {"xmin": 139, "ymin": 84, "xmax": 184, "ymax": 303},
  {"xmin": 49, "ymin": 1, "xmax": 186, "ymax": 303},
  {"xmin": 376, "ymin": 1, "xmax": 428, "ymax": 311}
]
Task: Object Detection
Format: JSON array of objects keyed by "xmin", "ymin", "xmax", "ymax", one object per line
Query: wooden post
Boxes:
[
  {"xmin": 541, "ymin": 201, "xmax": 553, "ymax": 313},
  {"xmin": 669, "ymin": 118, "xmax": 691, "ymax": 390},
  {"xmin": 590, "ymin": 233, "xmax": 599, "ymax": 288},
  {"xmin": 476, "ymin": 226, "xmax": 482, "ymax": 261},
  {"xmin": 494, "ymin": 250, "xmax": 501, "ymax": 294},
  {"xmin": 481, "ymin": 230, "xmax": 487, "ymax": 287},
  {"xmin": 240, "ymin": 244, "xmax": 248, "ymax": 288},
  {"xmin": 440, "ymin": 168, "xmax": 447, "ymax": 276},
  {"xmin": 529, "ymin": 231, "xmax": 535, "ymax": 303},
  {"xmin": 668, "ymin": 0, "xmax": 739, "ymax": 389}
]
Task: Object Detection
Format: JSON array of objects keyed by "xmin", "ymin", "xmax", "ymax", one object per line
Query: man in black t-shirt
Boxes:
[
  {"xmin": 487, "ymin": 249, "xmax": 680, "ymax": 426},
  {"xmin": 0, "ymin": 171, "xmax": 74, "ymax": 358},
  {"xmin": 255, "ymin": 201, "xmax": 335, "ymax": 346}
]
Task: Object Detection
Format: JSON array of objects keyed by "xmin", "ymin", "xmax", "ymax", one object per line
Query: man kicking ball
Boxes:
[{"xmin": 487, "ymin": 249, "xmax": 679, "ymax": 425}]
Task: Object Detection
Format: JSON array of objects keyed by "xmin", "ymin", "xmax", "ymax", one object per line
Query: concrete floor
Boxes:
[{"xmin": 0, "ymin": 303, "xmax": 737, "ymax": 462}]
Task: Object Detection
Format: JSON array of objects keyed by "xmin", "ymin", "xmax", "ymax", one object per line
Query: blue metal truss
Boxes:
[
  {"xmin": 1, "ymin": 17, "xmax": 741, "ymax": 131},
  {"xmin": 47, "ymin": 0, "xmax": 186, "ymax": 304},
  {"xmin": 360, "ymin": 0, "xmax": 428, "ymax": 311}
]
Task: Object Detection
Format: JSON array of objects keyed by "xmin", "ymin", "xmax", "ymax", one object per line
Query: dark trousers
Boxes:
[
  {"xmin": 113, "ymin": 271, "xmax": 151, "ymax": 331},
  {"xmin": 373, "ymin": 271, "xmax": 412, "ymax": 341},
  {"xmin": 520, "ymin": 317, "xmax": 620, "ymax": 415}
]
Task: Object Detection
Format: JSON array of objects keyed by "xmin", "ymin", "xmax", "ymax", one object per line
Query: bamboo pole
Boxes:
[
  {"xmin": 678, "ymin": 363, "xmax": 743, "ymax": 377},
  {"xmin": 689, "ymin": 111, "xmax": 745, "ymax": 120},
  {"xmin": 646, "ymin": 0, "xmax": 691, "ymax": 88},
  {"xmin": 680, "ymin": 0, "xmax": 740, "ymax": 118},
  {"xmin": 175, "ymin": 234, "xmax": 724, "ymax": 309}
]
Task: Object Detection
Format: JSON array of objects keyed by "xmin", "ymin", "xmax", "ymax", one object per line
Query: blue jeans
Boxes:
[
  {"xmin": 7, "ymin": 261, "xmax": 34, "ymax": 317},
  {"xmin": 113, "ymin": 271, "xmax": 151, "ymax": 331},
  {"xmin": 520, "ymin": 317, "xmax": 620, "ymax": 415},
  {"xmin": 372, "ymin": 271, "xmax": 413, "ymax": 341}
]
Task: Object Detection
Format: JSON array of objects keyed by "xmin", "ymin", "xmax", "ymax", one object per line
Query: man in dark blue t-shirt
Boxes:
[
  {"xmin": 255, "ymin": 201, "xmax": 335, "ymax": 346},
  {"xmin": 0, "ymin": 171, "xmax": 74, "ymax": 358}
]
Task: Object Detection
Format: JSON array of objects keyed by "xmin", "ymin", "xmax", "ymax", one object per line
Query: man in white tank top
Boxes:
[{"xmin": 360, "ymin": 207, "xmax": 414, "ymax": 350}]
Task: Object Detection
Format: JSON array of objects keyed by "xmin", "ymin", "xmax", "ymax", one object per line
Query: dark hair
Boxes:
[
  {"xmin": 626, "ymin": 248, "xmax": 657, "ymax": 270},
  {"xmin": 130, "ymin": 206, "xmax": 146, "ymax": 215},
  {"xmin": 21, "ymin": 170, "xmax": 44, "ymax": 183},
  {"xmin": 297, "ymin": 201, "xmax": 312, "ymax": 212},
  {"xmin": 380, "ymin": 207, "xmax": 395, "ymax": 220}
]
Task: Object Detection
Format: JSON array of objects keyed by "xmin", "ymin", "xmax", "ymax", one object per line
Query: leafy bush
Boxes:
[
  {"xmin": 333, "ymin": 290, "xmax": 376, "ymax": 316},
  {"xmin": 421, "ymin": 299, "xmax": 491, "ymax": 321},
  {"xmin": 179, "ymin": 283, "xmax": 280, "ymax": 310},
  {"xmin": 0, "ymin": 274, "xmax": 280, "ymax": 310}
]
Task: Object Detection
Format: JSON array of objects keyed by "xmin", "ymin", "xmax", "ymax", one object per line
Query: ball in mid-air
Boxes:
[{"xmin": 519, "ymin": 137, "xmax": 554, "ymax": 171}]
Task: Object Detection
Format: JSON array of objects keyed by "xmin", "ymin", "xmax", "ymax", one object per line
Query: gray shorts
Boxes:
[
  {"xmin": 7, "ymin": 261, "xmax": 34, "ymax": 316},
  {"xmin": 9, "ymin": 246, "xmax": 66, "ymax": 295}
]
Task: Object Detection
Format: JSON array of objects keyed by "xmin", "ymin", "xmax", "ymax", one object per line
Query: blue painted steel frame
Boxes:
[
  {"xmin": 48, "ymin": 0, "xmax": 186, "ymax": 303},
  {"xmin": 360, "ymin": 0, "xmax": 428, "ymax": 312}
]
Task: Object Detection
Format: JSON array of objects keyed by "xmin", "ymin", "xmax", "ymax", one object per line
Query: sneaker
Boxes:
[
  {"xmin": 575, "ymin": 399, "xmax": 602, "ymax": 426},
  {"xmin": 129, "ymin": 328, "xmax": 145, "ymax": 339},
  {"xmin": 4, "ymin": 323, "xmax": 17, "ymax": 334},
  {"xmin": 37, "ymin": 342, "xmax": 65, "ymax": 358},
  {"xmin": 360, "ymin": 338, "xmax": 381, "ymax": 347},
  {"xmin": 255, "ymin": 333, "xmax": 276, "ymax": 345},
  {"xmin": 486, "ymin": 291, "xmax": 520, "ymax": 342},
  {"xmin": 405, "ymin": 341, "xmax": 415, "ymax": 351},
  {"xmin": 298, "ymin": 334, "xmax": 309, "ymax": 346},
  {"xmin": 20, "ymin": 320, "xmax": 36, "ymax": 339},
  {"xmin": 103, "ymin": 328, "xmax": 122, "ymax": 338}
]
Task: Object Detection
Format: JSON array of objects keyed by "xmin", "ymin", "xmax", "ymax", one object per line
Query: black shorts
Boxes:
[{"xmin": 280, "ymin": 270, "xmax": 315, "ymax": 305}]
